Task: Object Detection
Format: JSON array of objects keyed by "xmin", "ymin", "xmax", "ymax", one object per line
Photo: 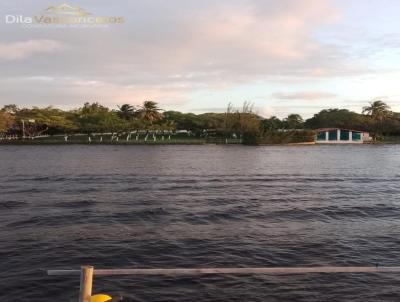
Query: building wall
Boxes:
[
  {"xmin": 315, "ymin": 129, "xmax": 366, "ymax": 144},
  {"xmin": 362, "ymin": 132, "xmax": 373, "ymax": 142}
]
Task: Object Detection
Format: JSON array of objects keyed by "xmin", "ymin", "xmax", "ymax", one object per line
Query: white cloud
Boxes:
[
  {"xmin": 25, "ymin": 76, "xmax": 55, "ymax": 82},
  {"xmin": 272, "ymin": 91, "xmax": 338, "ymax": 100},
  {"xmin": 0, "ymin": 0, "xmax": 397, "ymax": 116},
  {"xmin": 0, "ymin": 39, "xmax": 62, "ymax": 60},
  {"xmin": 0, "ymin": 77, "xmax": 189, "ymax": 109},
  {"xmin": 257, "ymin": 105, "xmax": 275, "ymax": 118}
]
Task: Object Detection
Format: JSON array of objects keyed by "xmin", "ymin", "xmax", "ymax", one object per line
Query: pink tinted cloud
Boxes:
[
  {"xmin": 0, "ymin": 40, "xmax": 62, "ymax": 60},
  {"xmin": 272, "ymin": 91, "xmax": 338, "ymax": 100}
]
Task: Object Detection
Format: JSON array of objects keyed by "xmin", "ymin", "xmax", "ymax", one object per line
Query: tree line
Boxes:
[{"xmin": 0, "ymin": 100, "xmax": 398, "ymax": 143}]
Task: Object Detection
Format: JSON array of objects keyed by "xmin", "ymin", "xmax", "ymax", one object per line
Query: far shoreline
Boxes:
[{"xmin": 0, "ymin": 140, "xmax": 395, "ymax": 146}]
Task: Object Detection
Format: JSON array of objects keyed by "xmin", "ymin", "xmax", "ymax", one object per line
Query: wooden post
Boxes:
[{"xmin": 79, "ymin": 266, "xmax": 94, "ymax": 302}]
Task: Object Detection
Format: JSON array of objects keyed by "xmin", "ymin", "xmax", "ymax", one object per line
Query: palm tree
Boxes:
[
  {"xmin": 362, "ymin": 100, "xmax": 391, "ymax": 121},
  {"xmin": 117, "ymin": 104, "xmax": 136, "ymax": 120},
  {"xmin": 362, "ymin": 100, "xmax": 392, "ymax": 140},
  {"xmin": 138, "ymin": 101, "xmax": 162, "ymax": 123}
]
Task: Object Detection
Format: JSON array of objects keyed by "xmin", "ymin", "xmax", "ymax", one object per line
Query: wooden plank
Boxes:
[
  {"xmin": 48, "ymin": 269, "xmax": 81, "ymax": 276},
  {"xmin": 47, "ymin": 266, "xmax": 400, "ymax": 277}
]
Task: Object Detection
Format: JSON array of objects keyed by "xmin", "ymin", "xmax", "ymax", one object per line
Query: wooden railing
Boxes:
[{"xmin": 47, "ymin": 265, "xmax": 400, "ymax": 302}]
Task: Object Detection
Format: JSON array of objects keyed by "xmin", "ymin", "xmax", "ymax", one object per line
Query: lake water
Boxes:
[{"xmin": 1, "ymin": 145, "xmax": 400, "ymax": 301}]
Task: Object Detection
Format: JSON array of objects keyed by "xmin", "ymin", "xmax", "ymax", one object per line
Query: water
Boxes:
[{"xmin": 1, "ymin": 144, "xmax": 400, "ymax": 301}]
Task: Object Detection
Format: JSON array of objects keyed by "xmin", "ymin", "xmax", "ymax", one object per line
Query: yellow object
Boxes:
[{"xmin": 91, "ymin": 294, "xmax": 112, "ymax": 302}]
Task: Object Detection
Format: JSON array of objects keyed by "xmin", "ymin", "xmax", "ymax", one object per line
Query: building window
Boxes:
[
  {"xmin": 340, "ymin": 130, "xmax": 349, "ymax": 141},
  {"xmin": 317, "ymin": 131, "xmax": 326, "ymax": 141},
  {"xmin": 328, "ymin": 130, "xmax": 337, "ymax": 141},
  {"xmin": 352, "ymin": 132, "xmax": 361, "ymax": 141}
]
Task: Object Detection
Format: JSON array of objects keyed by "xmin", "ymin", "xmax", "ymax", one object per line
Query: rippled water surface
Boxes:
[{"xmin": 1, "ymin": 145, "xmax": 400, "ymax": 301}]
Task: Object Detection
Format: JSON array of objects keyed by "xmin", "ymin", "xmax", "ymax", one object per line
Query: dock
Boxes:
[{"xmin": 48, "ymin": 265, "xmax": 400, "ymax": 302}]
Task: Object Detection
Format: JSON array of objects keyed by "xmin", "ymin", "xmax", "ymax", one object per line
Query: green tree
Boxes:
[
  {"xmin": 77, "ymin": 102, "xmax": 124, "ymax": 134},
  {"xmin": 261, "ymin": 116, "xmax": 284, "ymax": 131},
  {"xmin": 284, "ymin": 114, "xmax": 304, "ymax": 129},
  {"xmin": 1, "ymin": 105, "xmax": 18, "ymax": 133},
  {"xmin": 14, "ymin": 106, "xmax": 78, "ymax": 136},
  {"xmin": 2, "ymin": 104, "xmax": 19, "ymax": 114},
  {"xmin": 117, "ymin": 104, "xmax": 136, "ymax": 120},
  {"xmin": 224, "ymin": 102, "xmax": 261, "ymax": 144},
  {"xmin": 197, "ymin": 113, "xmax": 225, "ymax": 131},
  {"xmin": 362, "ymin": 100, "xmax": 392, "ymax": 139},
  {"xmin": 362, "ymin": 100, "xmax": 391, "ymax": 121},
  {"xmin": 138, "ymin": 101, "xmax": 162, "ymax": 123},
  {"xmin": 0, "ymin": 110, "xmax": 15, "ymax": 133},
  {"xmin": 304, "ymin": 109, "xmax": 365, "ymax": 130},
  {"xmin": 163, "ymin": 111, "xmax": 200, "ymax": 131}
]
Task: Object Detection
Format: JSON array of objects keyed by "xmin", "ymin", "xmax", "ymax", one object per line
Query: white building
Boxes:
[{"xmin": 315, "ymin": 128, "xmax": 372, "ymax": 144}]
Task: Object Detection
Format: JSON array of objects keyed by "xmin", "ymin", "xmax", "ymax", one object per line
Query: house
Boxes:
[{"xmin": 315, "ymin": 128, "xmax": 372, "ymax": 144}]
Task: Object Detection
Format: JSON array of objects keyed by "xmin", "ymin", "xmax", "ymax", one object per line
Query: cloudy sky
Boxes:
[{"xmin": 1, "ymin": 0, "xmax": 400, "ymax": 118}]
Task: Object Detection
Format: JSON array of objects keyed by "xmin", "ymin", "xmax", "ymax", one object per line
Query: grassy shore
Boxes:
[
  {"xmin": 0, "ymin": 135, "xmax": 243, "ymax": 145},
  {"xmin": 3, "ymin": 134, "xmax": 398, "ymax": 145}
]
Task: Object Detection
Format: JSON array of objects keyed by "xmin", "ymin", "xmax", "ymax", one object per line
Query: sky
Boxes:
[{"xmin": 0, "ymin": 0, "xmax": 400, "ymax": 118}]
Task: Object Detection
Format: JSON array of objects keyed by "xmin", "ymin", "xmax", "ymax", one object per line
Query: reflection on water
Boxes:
[{"xmin": 1, "ymin": 145, "xmax": 400, "ymax": 301}]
